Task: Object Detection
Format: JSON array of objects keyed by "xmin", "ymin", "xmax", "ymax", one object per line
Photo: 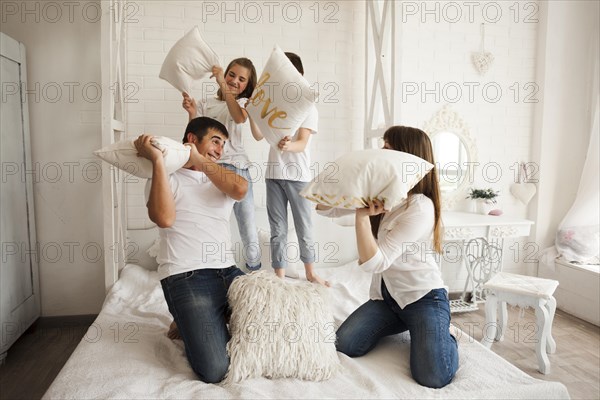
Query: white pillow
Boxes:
[
  {"xmin": 300, "ymin": 149, "xmax": 434, "ymax": 211},
  {"xmin": 224, "ymin": 271, "xmax": 339, "ymax": 383},
  {"xmin": 246, "ymin": 45, "xmax": 317, "ymax": 148},
  {"xmin": 159, "ymin": 26, "xmax": 221, "ymax": 94},
  {"xmin": 93, "ymin": 136, "xmax": 190, "ymax": 179}
]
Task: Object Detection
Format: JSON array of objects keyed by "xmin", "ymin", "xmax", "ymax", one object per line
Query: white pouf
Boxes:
[{"xmin": 481, "ymin": 272, "xmax": 559, "ymax": 374}]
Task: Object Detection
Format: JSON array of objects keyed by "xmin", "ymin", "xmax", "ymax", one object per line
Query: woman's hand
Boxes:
[
  {"xmin": 356, "ymin": 199, "xmax": 386, "ymax": 218},
  {"xmin": 182, "ymin": 92, "xmax": 196, "ymax": 118},
  {"xmin": 355, "ymin": 199, "xmax": 384, "ymax": 264}
]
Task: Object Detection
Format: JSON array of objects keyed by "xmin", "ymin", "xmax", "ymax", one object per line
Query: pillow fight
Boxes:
[{"xmin": 96, "ymin": 27, "xmax": 458, "ymax": 387}]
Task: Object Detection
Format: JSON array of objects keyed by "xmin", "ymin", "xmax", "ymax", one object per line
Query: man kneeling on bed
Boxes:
[{"xmin": 134, "ymin": 116, "xmax": 248, "ymax": 384}]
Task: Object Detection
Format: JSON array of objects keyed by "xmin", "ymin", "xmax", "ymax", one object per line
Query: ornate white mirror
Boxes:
[{"xmin": 423, "ymin": 105, "xmax": 478, "ymax": 210}]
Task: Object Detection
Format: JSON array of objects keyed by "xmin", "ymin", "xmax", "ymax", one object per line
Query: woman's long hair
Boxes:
[
  {"xmin": 217, "ymin": 57, "xmax": 257, "ymax": 101},
  {"xmin": 370, "ymin": 126, "xmax": 443, "ymax": 253}
]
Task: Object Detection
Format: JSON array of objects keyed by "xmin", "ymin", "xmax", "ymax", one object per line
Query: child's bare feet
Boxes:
[
  {"xmin": 306, "ymin": 272, "xmax": 330, "ymax": 287},
  {"xmin": 274, "ymin": 268, "xmax": 285, "ymax": 279},
  {"xmin": 167, "ymin": 320, "xmax": 181, "ymax": 340}
]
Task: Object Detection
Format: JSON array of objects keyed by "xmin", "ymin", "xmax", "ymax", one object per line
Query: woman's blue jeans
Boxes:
[
  {"xmin": 336, "ymin": 282, "xmax": 459, "ymax": 388},
  {"xmin": 160, "ymin": 266, "xmax": 244, "ymax": 383}
]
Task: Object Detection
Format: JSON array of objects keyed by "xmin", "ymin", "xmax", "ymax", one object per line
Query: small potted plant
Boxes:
[{"xmin": 466, "ymin": 188, "xmax": 499, "ymax": 215}]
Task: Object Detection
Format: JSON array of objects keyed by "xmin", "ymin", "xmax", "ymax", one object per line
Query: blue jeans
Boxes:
[
  {"xmin": 266, "ymin": 179, "xmax": 315, "ymax": 269},
  {"xmin": 221, "ymin": 163, "xmax": 260, "ymax": 269},
  {"xmin": 160, "ymin": 266, "xmax": 245, "ymax": 383},
  {"xmin": 336, "ymin": 282, "xmax": 459, "ymax": 388}
]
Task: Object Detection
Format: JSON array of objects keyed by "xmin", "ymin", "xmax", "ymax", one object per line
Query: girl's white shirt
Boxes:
[
  {"xmin": 265, "ymin": 105, "xmax": 318, "ymax": 182},
  {"xmin": 318, "ymin": 194, "xmax": 446, "ymax": 308},
  {"xmin": 196, "ymin": 96, "xmax": 250, "ymax": 169}
]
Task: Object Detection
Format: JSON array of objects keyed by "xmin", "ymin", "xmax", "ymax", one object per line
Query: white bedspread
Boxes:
[{"xmin": 43, "ymin": 262, "xmax": 570, "ymax": 399}]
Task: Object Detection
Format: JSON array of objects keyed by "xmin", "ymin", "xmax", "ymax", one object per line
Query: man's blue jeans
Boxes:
[
  {"xmin": 160, "ymin": 266, "xmax": 244, "ymax": 383},
  {"xmin": 336, "ymin": 281, "xmax": 459, "ymax": 388}
]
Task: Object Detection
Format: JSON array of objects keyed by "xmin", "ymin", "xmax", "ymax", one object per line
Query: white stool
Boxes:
[{"xmin": 481, "ymin": 272, "xmax": 559, "ymax": 374}]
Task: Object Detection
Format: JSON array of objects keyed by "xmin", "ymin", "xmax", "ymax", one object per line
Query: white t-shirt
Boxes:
[
  {"xmin": 145, "ymin": 168, "xmax": 236, "ymax": 280},
  {"xmin": 318, "ymin": 194, "xmax": 446, "ymax": 308},
  {"xmin": 265, "ymin": 105, "xmax": 318, "ymax": 182},
  {"xmin": 196, "ymin": 96, "xmax": 250, "ymax": 169}
]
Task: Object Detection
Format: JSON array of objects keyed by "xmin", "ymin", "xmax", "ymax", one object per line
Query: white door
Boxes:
[{"xmin": 0, "ymin": 32, "xmax": 40, "ymax": 363}]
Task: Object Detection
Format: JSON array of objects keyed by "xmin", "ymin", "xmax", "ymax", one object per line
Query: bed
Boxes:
[{"xmin": 43, "ymin": 259, "xmax": 570, "ymax": 399}]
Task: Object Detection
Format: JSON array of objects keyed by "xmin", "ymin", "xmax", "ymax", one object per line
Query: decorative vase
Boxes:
[{"xmin": 475, "ymin": 199, "xmax": 495, "ymax": 215}]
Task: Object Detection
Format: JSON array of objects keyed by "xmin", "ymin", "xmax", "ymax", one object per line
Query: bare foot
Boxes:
[
  {"xmin": 306, "ymin": 272, "xmax": 330, "ymax": 287},
  {"xmin": 167, "ymin": 320, "xmax": 181, "ymax": 340},
  {"xmin": 274, "ymin": 268, "xmax": 285, "ymax": 279}
]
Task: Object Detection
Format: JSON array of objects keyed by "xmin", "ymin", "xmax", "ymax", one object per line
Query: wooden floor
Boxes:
[
  {"xmin": 0, "ymin": 315, "xmax": 96, "ymax": 400},
  {"xmin": 452, "ymin": 306, "xmax": 600, "ymax": 400},
  {"xmin": 0, "ymin": 309, "xmax": 598, "ymax": 400}
]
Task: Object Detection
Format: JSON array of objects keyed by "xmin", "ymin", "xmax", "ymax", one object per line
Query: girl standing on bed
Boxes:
[
  {"xmin": 318, "ymin": 126, "xmax": 458, "ymax": 388},
  {"xmin": 182, "ymin": 58, "xmax": 262, "ymax": 271}
]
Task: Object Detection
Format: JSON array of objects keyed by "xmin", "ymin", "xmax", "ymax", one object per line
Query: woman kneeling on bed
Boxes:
[{"xmin": 318, "ymin": 126, "xmax": 459, "ymax": 389}]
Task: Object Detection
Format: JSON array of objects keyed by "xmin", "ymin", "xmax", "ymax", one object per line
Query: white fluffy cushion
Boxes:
[
  {"xmin": 246, "ymin": 45, "xmax": 317, "ymax": 148},
  {"xmin": 93, "ymin": 136, "xmax": 190, "ymax": 178},
  {"xmin": 300, "ymin": 149, "xmax": 434, "ymax": 210},
  {"xmin": 159, "ymin": 26, "xmax": 221, "ymax": 94},
  {"xmin": 224, "ymin": 271, "xmax": 339, "ymax": 383}
]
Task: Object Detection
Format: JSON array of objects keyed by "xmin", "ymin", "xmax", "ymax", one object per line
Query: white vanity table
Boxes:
[
  {"xmin": 441, "ymin": 211, "xmax": 534, "ymax": 312},
  {"xmin": 419, "ymin": 106, "xmax": 536, "ymax": 312}
]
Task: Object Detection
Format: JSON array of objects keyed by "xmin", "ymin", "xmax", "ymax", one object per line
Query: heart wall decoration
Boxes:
[
  {"xmin": 510, "ymin": 162, "xmax": 537, "ymax": 205},
  {"xmin": 472, "ymin": 23, "xmax": 494, "ymax": 75}
]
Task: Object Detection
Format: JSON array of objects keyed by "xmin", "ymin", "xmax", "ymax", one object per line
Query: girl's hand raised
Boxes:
[
  {"xmin": 182, "ymin": 92, "xmax": 197, "ymax": 119},
  {"xmin": 211, "ymin": 65, "xmax": 226, "ymax": 87}
]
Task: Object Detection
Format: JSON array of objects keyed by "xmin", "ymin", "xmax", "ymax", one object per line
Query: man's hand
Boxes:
[
  {"xmin": 134, "ymin": 134, "xmax": 163, "ymax": 163},
  {"xmin": 182, "ymin": 143, "xmax": 210, "ymax": 171}
]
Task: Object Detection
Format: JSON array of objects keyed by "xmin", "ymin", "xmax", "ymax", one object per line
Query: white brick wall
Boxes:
[
  {"xmin": 124, "ymin": 1, "xmax": 539, "ymax": 284},
  {"xmin": 392, "ymin": 0, "xmax": 540, "ymax": 287},
  {"xmin": 125, "ymin": 0, "xmax": 365, "ymax": 252}
]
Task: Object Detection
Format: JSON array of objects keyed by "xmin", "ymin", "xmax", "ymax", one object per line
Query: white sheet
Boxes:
[{"xmin": 43, "ymin": 262, "xmax": 570, "ymax": 400}]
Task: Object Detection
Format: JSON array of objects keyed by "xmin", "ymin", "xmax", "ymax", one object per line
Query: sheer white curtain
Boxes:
[
  {"xmin": 554, "ymin": 27, "xmax": 600, "ymax": 264},
  {"xmin": 555, "ymin": 96, "xmax": 600, "ymax": 263}
]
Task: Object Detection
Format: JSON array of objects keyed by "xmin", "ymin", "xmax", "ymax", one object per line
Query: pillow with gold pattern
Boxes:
[
  {"xmin": 246, "ymin": 45, "xmax": 317, "ymax": 148},
  {"xmin": 300, "ymin": 149, "xmax": 433, "ymax": 211}
]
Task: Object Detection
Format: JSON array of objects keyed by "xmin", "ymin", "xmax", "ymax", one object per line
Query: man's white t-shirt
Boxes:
[
  {"xmin": 145, "ymin": 168, "xmax": 236, "ymax": 280},
  {"xmin": 196, "ymin": 96, "xmax": 250, "ymax": 169},
  {"xmin": 265, "ymin": 105, "xmax": 318, "ymax": 182}
]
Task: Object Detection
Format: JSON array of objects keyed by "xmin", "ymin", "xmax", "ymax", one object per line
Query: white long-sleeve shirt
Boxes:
[{"xmin": 318, "ymin": 194, "xmax": 446, "ymax": 308}]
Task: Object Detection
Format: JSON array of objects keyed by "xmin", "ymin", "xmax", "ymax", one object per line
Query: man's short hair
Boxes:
[{"xmin": 182, "ymin": 117, "xmax": 229, "ymax": 143}]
